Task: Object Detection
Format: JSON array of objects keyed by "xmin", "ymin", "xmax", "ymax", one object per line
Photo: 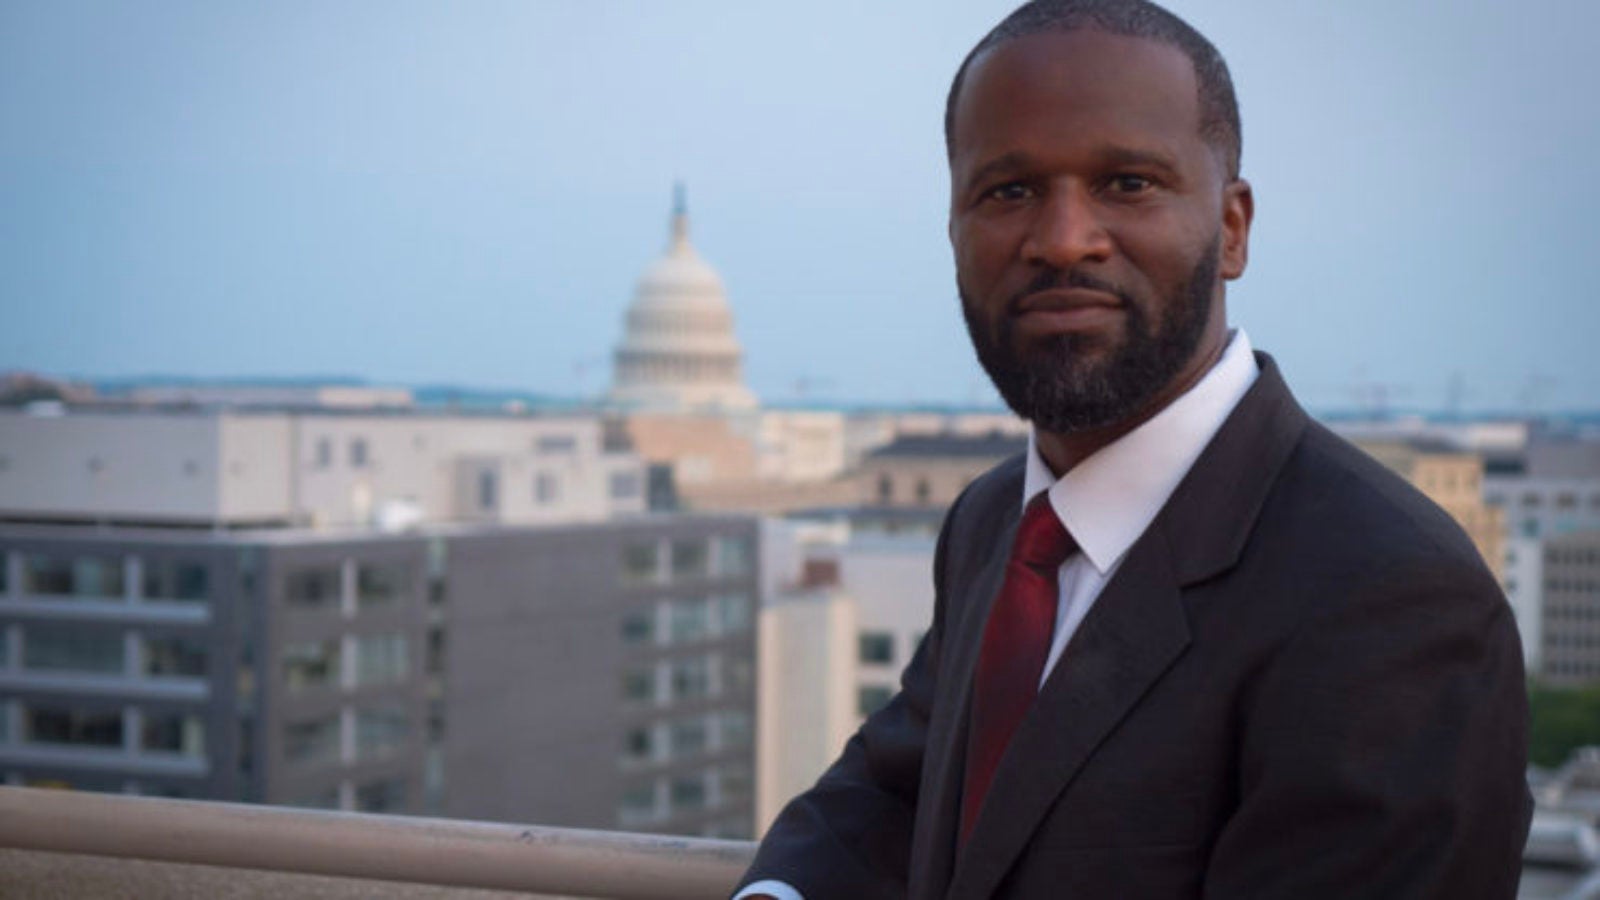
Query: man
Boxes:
[{"xmin": 736, "ymin": 1, "xmax": 1532, "ymax": 897}]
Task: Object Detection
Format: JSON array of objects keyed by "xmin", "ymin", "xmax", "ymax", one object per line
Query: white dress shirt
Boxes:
[{"xmin": 737, "ymin": 331, "xmax": 1259, "ymax": 900}]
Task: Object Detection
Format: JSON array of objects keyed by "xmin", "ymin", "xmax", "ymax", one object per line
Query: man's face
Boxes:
[{"xmin": 948, "ymin": 29, "xmax": 1251, "ymax": 435}]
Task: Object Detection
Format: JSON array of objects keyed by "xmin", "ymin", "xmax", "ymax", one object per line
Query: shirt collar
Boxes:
[{"xmin": 1023, "ymin": 329, "xmax": 1260, "ymax": 574}]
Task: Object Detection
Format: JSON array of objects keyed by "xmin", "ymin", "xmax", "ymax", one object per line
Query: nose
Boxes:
[{"xmin": 1020, "ymin": 184, "xmax": 1112, "ymax": 268}]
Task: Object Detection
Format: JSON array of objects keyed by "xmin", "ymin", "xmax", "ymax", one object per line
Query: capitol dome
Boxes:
[{"xmin": 608, "ymin": 187, "xmax": 758, "ymax": 411}]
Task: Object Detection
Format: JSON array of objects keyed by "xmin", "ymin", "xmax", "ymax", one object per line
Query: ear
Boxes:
[{"xmin": 1219, "ymin": 178, "xmax": 1253, "ymax": 281}]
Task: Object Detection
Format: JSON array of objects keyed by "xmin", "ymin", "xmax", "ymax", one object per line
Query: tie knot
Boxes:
[{"xmin": 1014, "ymin": 493, "xmax": 1075, "ymax": 571}]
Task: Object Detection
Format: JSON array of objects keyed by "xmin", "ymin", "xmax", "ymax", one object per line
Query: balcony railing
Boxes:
[{"xmin": 0, "ymin": 786, "xmax": 754, "ymax": 899}]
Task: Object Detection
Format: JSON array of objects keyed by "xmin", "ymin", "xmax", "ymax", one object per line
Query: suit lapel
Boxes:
[{"xmin": 945, "ymin": 529, "xmax": 1190, "ymax": 900}]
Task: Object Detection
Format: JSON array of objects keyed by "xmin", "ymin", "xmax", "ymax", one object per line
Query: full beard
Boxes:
[{"xmin": 961, "ymin": 235, "xmax": 1220, "ymax": 434}]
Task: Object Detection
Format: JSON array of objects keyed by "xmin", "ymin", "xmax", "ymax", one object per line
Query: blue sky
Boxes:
[{"xmin": 2, "ymin": 1, "xmax": 1597, "ymax": 412}]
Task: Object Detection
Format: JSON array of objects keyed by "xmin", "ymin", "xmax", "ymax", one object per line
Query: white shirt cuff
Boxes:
[{"xmin": 733, "ymin": 878, "xmax": 805, "ymax": 900}]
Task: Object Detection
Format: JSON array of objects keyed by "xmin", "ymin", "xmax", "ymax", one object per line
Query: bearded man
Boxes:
[{"xmin": 735, "ymin": 1, "xmax": 1532, "ymax": 897}]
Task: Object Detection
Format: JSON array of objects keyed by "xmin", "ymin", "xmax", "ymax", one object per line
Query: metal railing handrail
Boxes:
[{"xmin": 0, "ymin": 786, "xmax": 754, "ymax": 899}]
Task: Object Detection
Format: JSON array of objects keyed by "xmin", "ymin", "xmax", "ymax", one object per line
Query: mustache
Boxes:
[{"xmin": 1008, "ymin": 269, "xmax": 1134, "ymax": 313}]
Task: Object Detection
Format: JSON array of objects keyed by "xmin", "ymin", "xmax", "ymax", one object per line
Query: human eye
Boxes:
[
  {"xmin": 982, "ymin": 181, "xmax": 1034, "ymax": 203},
  {"xmin": 1104, "ymin": 173, "xmax": 1155, "ymax": 195}
]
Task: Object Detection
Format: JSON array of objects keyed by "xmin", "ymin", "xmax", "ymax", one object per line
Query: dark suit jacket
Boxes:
[{"xmin": 740, "ymin": 354, "xmax": 1531, "ymax": 899}]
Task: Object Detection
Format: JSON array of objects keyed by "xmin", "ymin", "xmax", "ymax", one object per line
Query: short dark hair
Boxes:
[{"xmin": 944, "ymin": 0, "xmax": 1242, "ymax": 180}]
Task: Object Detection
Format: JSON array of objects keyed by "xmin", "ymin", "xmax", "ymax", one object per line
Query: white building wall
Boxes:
[
  {"xmin": 0, "ymin": 411, "xmax": 229, "ymax": 522},
  {"xmin": 1504, "ymin": 537, "xmax": 1545, "ymax": 673}
]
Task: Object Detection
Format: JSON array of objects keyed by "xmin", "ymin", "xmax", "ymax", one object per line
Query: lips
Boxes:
[{"xmin": 1012, "ymin": 288, "xmax": 1125, "ymax": 333}]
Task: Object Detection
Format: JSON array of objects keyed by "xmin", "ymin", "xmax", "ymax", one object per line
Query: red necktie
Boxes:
[{"xmin": 959, "ymin": 492, "xmax": 1076, "ymax": 845}]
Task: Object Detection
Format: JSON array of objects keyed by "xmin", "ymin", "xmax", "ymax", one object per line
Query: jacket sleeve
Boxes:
[
  {"xmin": 732, "ymin": 491, "xmax": 968, "ymax": 899},
  {"xmin": 1202, "ymin": 558, "xmax": 1533, "ymax": 899}
]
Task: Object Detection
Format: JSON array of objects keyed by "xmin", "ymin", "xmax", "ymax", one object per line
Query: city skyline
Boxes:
[{"xmin": 2, "ymin": 1, "xmax": 1597, "ymax": 412}]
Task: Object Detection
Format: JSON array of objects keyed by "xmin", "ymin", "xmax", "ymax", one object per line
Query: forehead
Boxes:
[{"xmin": 950, "ymin": 29, "xmax": 1206, "ymax": 171}]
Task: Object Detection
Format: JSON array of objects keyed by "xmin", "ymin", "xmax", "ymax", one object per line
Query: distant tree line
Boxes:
[{"xmin": 1528, "ymin": 680, "xmax": 1600, "ymax": 768}]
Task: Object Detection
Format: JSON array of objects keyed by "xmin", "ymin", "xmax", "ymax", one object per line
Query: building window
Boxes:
[
  {"xmin": 716, "ymin": 594, "xmax": 751, "ymax": 634},
  {"xmin": 349, "ymin": 438, "xmax": 369, "ymax": 468},
  {"xmin": 620, "ymin": 782, "xmax": 658, "ymax": 823},
  {"xmin": 915, "ymin": 478, "xmax": 931, "ymax": 505},
  {"xmin": 859, "ymin": 632, "xmax": 895, "ymax": 666},
  {"xmin": 621, "ymin": 608, "xmax": 656, "ymax": 646},
  {"xmin": 858, "ymin": 686, "xmax": 894, "ymax": 717},
  {"xmin": 355, "ymin": 706, "xmax": 409, "ymax": 761},
  {"xmin": 25, "ymin": 706, "xmax": 123, "ymax": 748},
  {"xmin": 283, "ymin": 715, "xmax": 339, "ymax": 766},
  {"xmin": 315, "ymin": 438, "xmax": 333, "ymax": 468},
  {"xmin": 355, "ymin": 633, "xmax": 408, "ymax": 686},
  {"xmin": 671, "ymin": 540, "xmax": 709, "ymax": 581},
  {"xmin": 142, "ymin": 713, "xmax": 206, "ymax": 757},
  {"xmin": 670, "ymin": 657, "xmax": 712, "ymax": 702},
  {"xmin": 24, "ymin": 555, "xmax": 124, "ymax": 598},
  {"xmin": 622, "ymin": 669, "xmax": 655, "ymax": 705},
  {"xmin": 670, "ymin": 597, "xmax": 712, "ymax": 643},
  {"xmin": 536, "ymin": 434, "xmax": 577, "ymax": 455},
  {"xmin": 284, "ymin": 566, "xmax": 341, "ymax": 610},
  {"xmin": 670, "ymin": 717, "xmax": 709, "ymax": 759},
  {"xmin": 283, "ymin": 639, "xmax": 341, "ymax": 693},
  {"xmin": 877, "ymin": 474, "xmax": 893, "ymax": 503},
  {"xmin": 144, "ymin": 635, "xmax": 207, "ymax": 678},
  {"xmin": 609, "ymin": 471, "xmax": 642, "ymax": 501},
  {"xmin": 718, "ymin": 762, "xmax": 753, "ymax": 805},
  {"xmin": 1558, "ymin": 493, "xmax": 1579, "ymax": 511},
  {"xmin": 357, "ymin": 563, "xmax": 410, "ymax": 609},
  {"xmin": 535, "ymin": 472, "xmax": 561, "ymax": 505},
  {"xmin": 478, "ymin": 470, "xmax": 498, "ymax": 511},
  {"xmin": 356, "ymin": 777, "xmax": 407, "ymax": 813},
  {"xmin": 425, "ymin": 627, "xmax": 446, "ymax": 676},
  {"xmin": 719, "ymin": 711, "xmax": 752, "ymax": 751},
  {"xmin": 714, "ymin": 536, "xmax": 752, "ymax": 578},
  {"xmin": 22, "ymin": 623, "xmax": 124, "ymax": 674},
  {"xmin": 621, "ymin": 544, "xmax": 661, "ymax": 585},
  {"xmin": 142, "ymin": 561, "xmax": 208, "ymax": 603},
  {"xmin": 622, "ymin": 726, "xmax": 655, "ymax": 764},
  {"xmin": 670, "ymin": 774, "xmax": 707, "ymax": 813}
]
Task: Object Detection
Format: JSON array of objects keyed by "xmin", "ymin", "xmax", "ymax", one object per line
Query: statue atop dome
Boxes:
[{"xmin": 607, "ymin": 186, "xmax": 758, "ymax": 412}]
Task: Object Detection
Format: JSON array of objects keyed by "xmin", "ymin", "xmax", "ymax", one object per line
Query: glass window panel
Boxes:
[
  {"xmin": 620, "ymin": 782, "xmax": 656, "ymax": 816},
  {"xmin": 720, "ymin": 711, "xmax": 752, "ymax": 751},
  {"xmin": 25, "ymin": 555, "xmax": 124, "ymax": 598},
  {"xmin": 142, "ymin": 561, "xmax": 209, "ymax": 603},
  {"xmin": 717, "ymin": 595, "xmax": 751, "ymax": 634},
  {"xmin": 621, "ymin": 608, "xmax": 655, "ymax": 646},
  {"xmin": 355, "ymin": 633, "xmax": 408, "ymax": 686},
  {"xmin": 284, "ymin": 566, "xmax": 341, "ymax": 610},
  {"xmin": 25, "ymin": 706, "xmax": 123, "ymax": 748},
  {"xmin": 670, "ymin": 598, "xmax": 711, "ymax": 643},
  {"xmin": 535, "ymin": 472, "xmax": 561, "ymax": 504},
  {"xmin": 355, "ymin": 706, "xmax": 408, "ymax": 761},
  {"xmin": 23, "ymin": 623, "xmax": 124, "ymax": 674},
  {"xmin": 622, "ymin": 726, "xmax": 654, "ymax": 763},
  {"xmin": 283, "ymin": 639, "xmax": 340, "ymax": 693},
  {"xmin": 621, "ymin": 544, "xmax": 660, "ymax": 585},
  {"xmin": 670, "ymin": 717, "xmax": 708, "ymax": 758},
  {"xmin": 715, "ymin": 536, "xmax": 752, "ymax": 577},
  {"xmin": 609, "ymin": 471, "xmax": 641, "ymax": 500},
  {"xmin": 142, "ymin": 713, "xmax": 206, "ymax": 756},
  {"xmin": 357, "ymin": 563, "xmax": 410, "ymax": 609},
  {"xmin": 144, "ymin": 635, "xmax": 207, "ymax": 678},
  {"xmin": 719, "ymin": 763, "xmax": 753, "ymax": 803},
  {"xmin": 536, "ymin": 434, "xmax": 577, "ymax": 454},
  {"xmin": 283, "ymin": 715, "xmax": 339, "ymax": 765},
  {"xmin": 670, "ymin": 774, "xmax": 706, "ymax": 812},
  {"xmin": 858, "ymin": 686, "xmax": 894, "ymax": 717},
  {"xmin": 671, "ymin": 540, "xmax": 709, "ymax": 580},
  {"xmin": 670, "ymin": 657, "xmax": 711, "ymax": 701},
  {"xmin": 621, "ymin": 669, "xmax": 655, "ymax": 704},
  {"xmin": 355, "ymin": 777, "xmax": 406, "ymax": 813},
  {"xmin": 858, "ymin": 632, "xmax": 895, "ymax": 665}
]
